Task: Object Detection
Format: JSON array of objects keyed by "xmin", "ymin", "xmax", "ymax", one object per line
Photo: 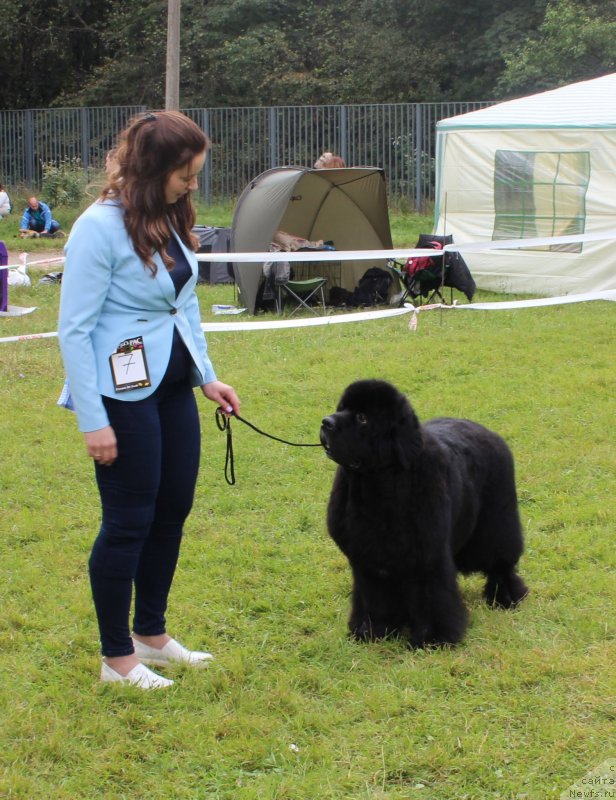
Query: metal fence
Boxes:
[{"xmin": 0, "ymin": 101, "xmax": 493, "ymax": 209}]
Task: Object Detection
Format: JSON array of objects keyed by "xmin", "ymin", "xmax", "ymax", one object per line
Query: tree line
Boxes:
[{"xmin": 1, "ymin": 0, "xmax": 615, "ymax": 111}]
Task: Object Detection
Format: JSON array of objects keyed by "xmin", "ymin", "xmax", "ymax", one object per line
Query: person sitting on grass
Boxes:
[
  {"xmin": 0, "ymin": 183, "xmax": 11, "ymax": 219},
  {"xmin": 19, "ymin": 196, "xmax": 62, "ymax": 237}
]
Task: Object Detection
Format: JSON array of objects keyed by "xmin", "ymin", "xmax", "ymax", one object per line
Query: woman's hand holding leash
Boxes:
[{"xmin": 201, "ymin": 380, "xmax": 241, "ymax": 417}]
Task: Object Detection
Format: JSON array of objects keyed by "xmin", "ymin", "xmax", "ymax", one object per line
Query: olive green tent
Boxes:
[{"xmin": 231, "ymin": 167, "xmax": 393, "ymax": 314}]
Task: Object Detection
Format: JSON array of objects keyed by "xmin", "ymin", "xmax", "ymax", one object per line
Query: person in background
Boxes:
[
  {"xmin": 0, "ymin": 183, "xmax": 11, "ymax": 218},
  {"xmin": 314, "ymin": 151, "xmax": 346, "ymax": 169},
  {"xmin": 58, "ymin": 110, "xmax": 240, "ymax": 690},
  {"xmin": 104, "ymin": 148, "xmax": 118, "ymax": 177},
  {"xmin": 20, "ymin": 196, "xmax": 61, "ymax": 236}
]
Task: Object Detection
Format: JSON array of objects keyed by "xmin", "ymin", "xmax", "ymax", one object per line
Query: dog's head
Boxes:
[{"xmin": 320, "ymin": 379, "xmax": 422, "ymax": 472}]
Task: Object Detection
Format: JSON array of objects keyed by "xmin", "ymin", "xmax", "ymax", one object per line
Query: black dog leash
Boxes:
[{"xmin": 215, "ymin": 408, "xmax": 323, "ymax": 485}]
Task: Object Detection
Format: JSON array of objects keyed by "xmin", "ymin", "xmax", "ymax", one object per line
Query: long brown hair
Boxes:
[{"xmin": 102, "ymin": 111, "xmax": 209, "ymax": 274}]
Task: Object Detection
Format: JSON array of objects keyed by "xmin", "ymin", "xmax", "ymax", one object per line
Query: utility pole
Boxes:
[{"xmin": 165, "ymin": 0, "xmax": 181, "ymax": 110}]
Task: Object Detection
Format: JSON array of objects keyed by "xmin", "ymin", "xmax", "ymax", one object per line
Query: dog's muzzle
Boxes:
[
  {"xmin": 320, "ymin": 415, "xmax": 336, "ymax": 457},
  {"xmin": 320, "ymin": 415, "xmax": 362, "ymax": 470}
]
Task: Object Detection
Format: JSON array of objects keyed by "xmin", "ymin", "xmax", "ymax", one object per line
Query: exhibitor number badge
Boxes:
[{"xmin": 109, "ymin": 336, "xmax": 151, "ymax": 392}]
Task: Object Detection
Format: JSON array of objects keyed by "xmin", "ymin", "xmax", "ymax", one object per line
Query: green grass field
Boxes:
[{"xmin": 0, "ymin": 206, "xmax": 614, "ymax": 799}]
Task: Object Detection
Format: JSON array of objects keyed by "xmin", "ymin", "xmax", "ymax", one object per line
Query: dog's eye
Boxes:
[{"xmin": 356, "ymin": 413, "xmax": 368, "ymax": 425}]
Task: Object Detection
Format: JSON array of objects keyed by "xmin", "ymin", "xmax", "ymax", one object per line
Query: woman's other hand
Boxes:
[{"xmin": 84, "ymin": 426, "xmax": 118, "ymax": 466}]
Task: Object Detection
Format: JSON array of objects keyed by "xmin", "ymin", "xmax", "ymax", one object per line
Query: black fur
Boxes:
[{"xmin": 320, "ymin": 379, "xmax": 528, "ymax": 648}]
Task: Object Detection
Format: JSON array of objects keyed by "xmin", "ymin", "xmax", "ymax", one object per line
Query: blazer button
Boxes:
[{"xmin": 170, "ymin": 308, "xmax": 177, "ymax": 315}]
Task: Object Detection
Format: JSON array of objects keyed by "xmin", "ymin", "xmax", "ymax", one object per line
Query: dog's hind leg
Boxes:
[
  {"xmin": 483, "ymin": 566, "xmax": 529, "ymax": 609},
  {"xmin": 467, "ymin": 491, "xmax": 528, "ymax": 609},
  {"xmin": 407, "ymin": 562, "xmax": 469, "ymax": 648}
]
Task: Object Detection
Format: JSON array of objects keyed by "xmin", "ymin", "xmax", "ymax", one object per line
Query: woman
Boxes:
[{"xmin": 59, "ymin": 111, "xmax": 240, "ymax": 689}]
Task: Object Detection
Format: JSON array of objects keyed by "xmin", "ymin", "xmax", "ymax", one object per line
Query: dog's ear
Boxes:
[{"xmin": 394, "ymin": 395, "xmax": 423, "ymax": 470}]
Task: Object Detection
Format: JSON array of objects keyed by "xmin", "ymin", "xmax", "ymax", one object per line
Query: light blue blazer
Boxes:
[{"xmin": 58, "ymin": 199, "xmax": 217, "ymax": 433}]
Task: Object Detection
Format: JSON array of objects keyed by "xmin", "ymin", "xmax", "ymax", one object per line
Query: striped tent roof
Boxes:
[{"xmin": 438, "ymin": 73, "xmax": 616, "ymax": 130}]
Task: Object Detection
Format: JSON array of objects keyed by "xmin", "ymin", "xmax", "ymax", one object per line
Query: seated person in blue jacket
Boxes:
[{"xmin": 20, "ymin": 196, "xmax": 61, "ymax": 236}]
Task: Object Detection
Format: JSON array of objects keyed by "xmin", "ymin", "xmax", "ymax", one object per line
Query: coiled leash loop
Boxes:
[{"xmin": 215, "ymin": 408, "xmax": 323, "ymax": 485}]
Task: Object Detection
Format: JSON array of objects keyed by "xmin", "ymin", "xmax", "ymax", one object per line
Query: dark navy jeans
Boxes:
[{"xmin": 90, "ymin": 375, "xmax": 201, "ymax": 657}]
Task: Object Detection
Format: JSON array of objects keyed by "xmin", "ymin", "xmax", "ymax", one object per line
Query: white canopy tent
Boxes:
[{"xmin": 435, "ymin": 74, "xmax": 616, "ymax": 295}]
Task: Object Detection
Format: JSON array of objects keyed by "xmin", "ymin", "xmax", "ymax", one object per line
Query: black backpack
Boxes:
[{"xmin": 352, "ymin": 267, "xmax": 393, "ymax": 306}]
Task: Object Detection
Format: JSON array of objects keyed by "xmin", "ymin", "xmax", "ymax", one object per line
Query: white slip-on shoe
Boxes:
[
  {"xmin": 101, "ymin": 660, "xmax": 174, "ymax": 689},
  {"xmin": 132, "ymin": 636, "xmax": 214, "ymax": 668}
]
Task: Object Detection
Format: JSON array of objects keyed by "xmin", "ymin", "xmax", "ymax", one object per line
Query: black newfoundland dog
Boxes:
[{"xmin": 320, "ymin": 379, "xmax": 528, "ymax": 648}]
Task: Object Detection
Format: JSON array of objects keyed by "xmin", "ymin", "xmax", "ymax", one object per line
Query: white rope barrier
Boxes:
[
  {"xmin": 0, "ymin": 330, "xmax": 59, "ymax": 344},
  {"xmin": 196, "ymin": 248, "xmax": 437, "ymax": 263},
  {"xmin": 194, "ymin": 229, "xmax": 616, "ymax": 263},
  {"xmin": 443, "ymin": 230, "xmax": 616, "ymax": 253},
  {"xmin": 1, "ymin": 230, "xmax": 615, "ymax": 343},
  {"xmin": 198, "ymin": 306, "xmax": 413, "ymax": 332},
  {"xmin": 429, "ymin": 290, "xmax": 616, "ymax": 309},
  {"xmin": 404, "ymin": 291, "xmax": 616, "ymax": 330},
  {"xmin": 4, "ymin": 228, "xmax": 616, "ymax": 271},
  {"xmin": 2, "ymin": 291, "xmax": 614, "ymax": 344},
  {"xmin": 0, "ymin": 254, "xmax": 65, "ymax": 272}
]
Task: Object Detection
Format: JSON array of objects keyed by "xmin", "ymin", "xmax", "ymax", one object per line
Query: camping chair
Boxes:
[
  {"xmin": 386, "ymin": 256, "xmax": 450, "ymax": 307},
  {"xmin": 277, "ymin": 277, "xmax": 327, "ymax": 316},
  {"xmin": 387, "ymin": 234, "xmax": 476, "ymax": 307},
  {"xmin": 407, "ymin": 262, "xmax": 450, "ymax": 305}
]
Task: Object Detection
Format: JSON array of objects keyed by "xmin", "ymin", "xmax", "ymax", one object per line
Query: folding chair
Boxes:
[
  {"xmin": 407, "ymin": 264, "xmax": 450, "ymax": 305},
  {"xmin": 387, "ymin": 232, "xmax": 477, "ymax": 307},
  {"xmin": 277, "ymin": 277, "xmax": 327, "ymax": 316},
  {"xmin": 387, "ymin": 258, "xmax": 451, "ymax": 306},
  {"xmin": 386, "ymin": 260, "xmax": 410, "ymax": 305}
]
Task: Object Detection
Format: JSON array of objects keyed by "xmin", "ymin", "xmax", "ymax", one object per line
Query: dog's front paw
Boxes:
[
  {"xmin": 484, "ymin": 572, "xmax": 529, "ymax": 609},
  {"xmin": 349, "ymin": 618, "xmax": 398, "ymax": 642},
  {"xmin": 408, "ymin": 622, "xmax": 464, "ymax": 649}
]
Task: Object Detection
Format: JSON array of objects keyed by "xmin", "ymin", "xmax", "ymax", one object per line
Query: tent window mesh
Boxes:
[{"xmin": 493, "ymin": 150, "xmax": 590, "ymax": 253}]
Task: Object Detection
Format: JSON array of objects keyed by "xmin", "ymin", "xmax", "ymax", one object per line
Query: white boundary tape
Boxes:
[
  {"xmin": 4, "ymin": 227, "xmax": 616, "ymax": 270},
  {"xmin": 443, "ymin": 230, "xmax": 616, "ymax": 253},
  {"xmin": 0, "ymin": 330, "xmax": 60, "ymax": 344},
  {"xmin": 2, "ymin": 230, "xmax": 615, "ymax": 343},
  {"xmin": 194, "ymin": 229, "xmax": 616, "ymax": 263},
  {"xmin": 198, "ymin": 306, "xmax": 413, "ymax": 332},
  {"xmin": 8, "ymin": 233, "xmax": 615, "ymax": 271},
  {"xmin": 0, "ymin": 254, "xmax": 65, "ymax": 272},
  {"xmin": 197, "ymin": 247, "xmax": 438, "ymax": 263},
  {"xmin": 1, "ymin": 293, "xmax": 614, "ymax": 344},
  {"xmin": 412, "ymin": 290, "xmax": 616, "ymax": 311}
]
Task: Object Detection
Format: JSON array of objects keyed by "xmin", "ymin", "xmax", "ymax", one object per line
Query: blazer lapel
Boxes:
[
  {"xmin": 151, "ymin": 231, "xmax": 197, "ymax": 306},
  {"xmin": 152, "ymin": 252, "xmax": 177, "ymax": 304},
  {"xmin": 172, "ymin": 230, "xmax": 198, "ymax": 305}
]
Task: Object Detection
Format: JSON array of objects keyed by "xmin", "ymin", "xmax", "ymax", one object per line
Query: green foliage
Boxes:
[
  {"xmin": 41, "ymin": 158, "xmax": 88, "ymax": 208},
  {"xmin": 392, "ymin": 134, "xmax": 436, "ymax": 194},
  {"xmin": 57, "ymin": 0, "xmax": 167, "ymax": 108},
  {"xmin": 4, "ymin": 0, "xmax": 616, "ymax": 109},
  {"xmin": 1, "ymin": 267, "xmax": 614, "ymax": 798},
  {"xmin": 498, "ymin": 0, "xmax": 616, "ymax": 96},
  {"xmin": 0, "ymin": 0, "xmax": 108, "ymax": 109}
]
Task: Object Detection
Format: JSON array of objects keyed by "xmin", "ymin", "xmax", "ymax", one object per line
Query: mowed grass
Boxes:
[{"xmin": 0, "ymin": 209, "xmax": 614, "ymax": 799}]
